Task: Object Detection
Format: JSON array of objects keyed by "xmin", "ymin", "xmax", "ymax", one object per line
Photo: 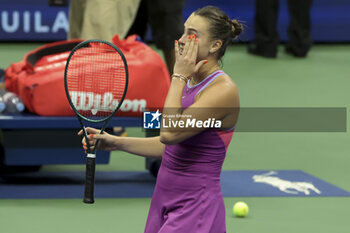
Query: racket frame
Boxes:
[{"xmin": 64, "ymin": 39, "xmax": 129, "ymax": 204}]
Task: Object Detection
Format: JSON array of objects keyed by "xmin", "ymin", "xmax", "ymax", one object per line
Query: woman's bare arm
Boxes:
[{"xmin": 78, "ymin": 128, "xmax": 165, "ymax": 158}]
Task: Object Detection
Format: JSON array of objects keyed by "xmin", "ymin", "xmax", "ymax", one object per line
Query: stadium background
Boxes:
[{"xmin": 0, "ymin": 0, "xmax": 349, "ymax": 232}]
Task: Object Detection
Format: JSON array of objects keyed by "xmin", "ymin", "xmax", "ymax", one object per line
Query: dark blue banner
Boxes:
[
  {"xmin": 0, "ymin": 0, "xmax": 68, "ymax": 41},
  {"xmin": 0, "ymin": 0, "xmax": 350, "ymax": 42}
]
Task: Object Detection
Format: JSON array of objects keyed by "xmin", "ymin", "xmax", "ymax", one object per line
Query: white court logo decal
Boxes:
[{"xmin": 252, "ymin": 171, "xmax": 321, "ymax": 195}]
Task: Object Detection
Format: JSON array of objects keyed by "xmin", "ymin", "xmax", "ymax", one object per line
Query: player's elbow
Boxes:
[{"xmin": 159, "ymin": 133, "xmax": 178, "ymax": 145}]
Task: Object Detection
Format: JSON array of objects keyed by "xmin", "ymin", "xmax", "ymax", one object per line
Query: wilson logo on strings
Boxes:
[{"xmin": 70, "ymin": 92, "xmax": 146, "ymax": 114}]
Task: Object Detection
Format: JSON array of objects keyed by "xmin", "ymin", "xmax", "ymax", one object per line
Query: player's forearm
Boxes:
[
  {"xmin": 160, "ymin": 78, "xmax": 186, "ymax": 144},
  {"xmin": 117, "ymin": 136, "xmax": 165, "ymax": 158}
]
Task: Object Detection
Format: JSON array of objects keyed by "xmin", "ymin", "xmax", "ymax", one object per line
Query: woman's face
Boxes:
[{"xmin": 178, "ymin": 14, "xmax": 214, "ymax": 62}]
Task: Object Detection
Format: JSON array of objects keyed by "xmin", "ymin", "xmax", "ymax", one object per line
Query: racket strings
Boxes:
[{"xmin": 66, "ymin": 42, "xmax": 127, "ymax": 119}]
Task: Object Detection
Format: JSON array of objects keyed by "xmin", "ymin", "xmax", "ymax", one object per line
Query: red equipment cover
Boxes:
[{"xmin": 4, "ymin": 35, "xmax": 170, "ymax": 116}]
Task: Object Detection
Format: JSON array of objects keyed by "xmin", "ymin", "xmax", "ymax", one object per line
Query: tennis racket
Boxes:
[{"xmin": 64, "ymin": 39, "xmax": 128, "ymax": 204}]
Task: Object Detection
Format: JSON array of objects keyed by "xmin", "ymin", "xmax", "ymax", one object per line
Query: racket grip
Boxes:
[{"xmin": 83, "ymin": 155, "xmax": 96, "ymax": 204}]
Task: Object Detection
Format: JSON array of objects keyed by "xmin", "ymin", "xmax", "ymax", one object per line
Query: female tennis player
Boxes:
[{"xmin": 79, "ymin": 6, "xmax": 241, "ymax": 233}]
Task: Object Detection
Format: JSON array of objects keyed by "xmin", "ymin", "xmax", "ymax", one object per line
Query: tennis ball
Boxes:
[{"xmin": 233, "ymin": 201, "xmax": 249, "ymax": 217}]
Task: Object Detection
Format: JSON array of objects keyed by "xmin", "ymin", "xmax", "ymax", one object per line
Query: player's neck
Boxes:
[{"xmin": 191, "ymin": 61, "xmax": 220, "ymax": 85}]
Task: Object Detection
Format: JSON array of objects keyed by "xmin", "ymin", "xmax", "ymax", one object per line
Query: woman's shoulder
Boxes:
[
  {"xmin": 195, "ymin": 72, "xmax": 239, "ymax": 107},
  {"xmin": 208, "ymin": 72, "xmax": 238, "ymax": 94}
]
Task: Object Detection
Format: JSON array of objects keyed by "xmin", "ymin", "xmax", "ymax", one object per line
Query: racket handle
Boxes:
[{"xmin": 83, "ymin": 155, "xmax": 96, "ymax": 204}]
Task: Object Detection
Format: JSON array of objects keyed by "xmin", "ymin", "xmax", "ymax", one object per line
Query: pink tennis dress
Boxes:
[{"xmin": 144, "ymin": 71, "xmax": 234, "ymax": 233}]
